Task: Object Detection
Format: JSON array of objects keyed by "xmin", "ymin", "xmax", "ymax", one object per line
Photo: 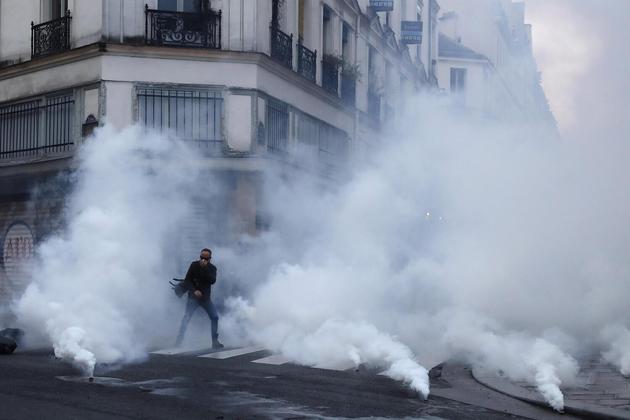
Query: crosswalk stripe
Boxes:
[
  {"xmin": 199, "ymin": 346, "xmax": 267, "ymax": 359},
  {"xmin": 153, "ymin": 346, "xmax": 362, "ymax": 373},
  {"xmin": 150, "ymin": 346, "xmax": 209, "ymax": 355},
  {"xmin": 313, "ymin": 360, "xmax": 358, "ymax": 371},
  {"xmin": 252, "ymin": 354, "xmax": 293, "ymax": 365}
]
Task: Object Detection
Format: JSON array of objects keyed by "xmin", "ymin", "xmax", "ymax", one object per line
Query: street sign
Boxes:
[
  {"xmin": 401, "ymin": 21, "xmax": 423, "ymax": 44},
  {"xmin": 369, "ymin": 0, "xmax": 394, "ymax": 12}
]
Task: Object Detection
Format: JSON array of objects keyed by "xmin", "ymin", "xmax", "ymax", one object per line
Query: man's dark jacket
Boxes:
[{"xmin": 183, "ymin": 261, "xmax": 217, "ymax": 301}]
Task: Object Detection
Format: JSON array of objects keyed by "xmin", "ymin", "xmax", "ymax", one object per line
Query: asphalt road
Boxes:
[{"xmin": 0, "ymin": 347, "xmax": 580, "ymax": 419}]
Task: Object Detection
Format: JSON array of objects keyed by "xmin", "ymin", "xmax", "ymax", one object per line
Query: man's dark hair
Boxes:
[{"xmin": 201, "ymin": 248, "xmax": 212, "ymax": 255}]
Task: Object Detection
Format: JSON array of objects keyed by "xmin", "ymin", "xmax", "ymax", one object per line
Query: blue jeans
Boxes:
[{"xmin": 176, "ymin": 297, "xmax": 219, "ymax": 346}]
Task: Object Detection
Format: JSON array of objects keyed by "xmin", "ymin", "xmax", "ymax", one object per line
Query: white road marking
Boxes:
[
  {"xmin": 150, "ymin": 346, "xmax": 208, "ymax": 355},
  {"xmin": 252, "ymin": 354, "xmax": 293, "ymax": 365},
  {"xmin": 199, "ymin": 346, "xmax": 267, "ymax": 359},
  {"xmin": 313, "ymin": 360, "xmax": 358, "ymax": 371}
]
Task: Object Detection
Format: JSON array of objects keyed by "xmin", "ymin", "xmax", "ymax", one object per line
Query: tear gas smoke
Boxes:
[
  {"xmin": 217, "ymin": 97, "xmax": 630, "ymax": 410},
  {"xmin": 14, "ymin": 126, "xmax": 199, "ymax": 376},
  {"xmin": 10, "ymin": 90, "xmax": 630, "ymax": 411}
]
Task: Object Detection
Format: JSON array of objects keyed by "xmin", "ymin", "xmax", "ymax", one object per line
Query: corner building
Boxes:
[{"xmin": 0, "ymin": 0, "xmax": 439, "ymax": 302}]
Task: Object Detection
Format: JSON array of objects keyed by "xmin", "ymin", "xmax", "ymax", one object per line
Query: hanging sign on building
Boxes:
[
  {"xmin": 2, "ymin": 222, "xmax": 34, "ymax": 288},
  {"xmin": 369, "ymin": 0, "xmax": 394, "ymax": 12},
  {"xmin": 401, "ymin": 21, "xmax": 423, "ymax": 44}
]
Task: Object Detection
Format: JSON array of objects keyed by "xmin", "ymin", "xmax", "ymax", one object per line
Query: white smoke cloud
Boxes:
[
  {"xmin": 10, "ymin": 3, "xmax": 630, "ymax": 408},
  {"xmin": 601, "ymin": 325, "xmax": 630, "ymax": 376},
  {"xmin": 215, "ymin": 93, "xmax": 628, "ymax": 410},
  {"xmin": 526, "ymin": 0, "xmax": 630, "ymax": 141},
  {"xmin": 12, "ymin": 91, "xmax": 630, "ymax": 410},
  {"xmin": 14, "ymin": 126, "xmax": 199, "ymax": 376}
]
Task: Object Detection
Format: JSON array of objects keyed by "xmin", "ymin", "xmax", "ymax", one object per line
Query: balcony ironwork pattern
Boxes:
[
  {"xmin": 145, "ymin": 6, "xmax": 221, "ymax": 49},
  {"xmin": 31, "ymin": 11, "xmax": 72, "ymax": 58},
  {"xmin": 322, "ymin": 60, "xmax": 339, "ymax": 95},
  {"xmin": 297, "ymin": 43, "xmax": 316, "ymax": 82},
  {"xmin": 340, "ymin": 75, "xmax": 356, "ymax": 106},
  {"xmin": 270, "ymin": 25, "xmax": 293, "ymax": 69}
]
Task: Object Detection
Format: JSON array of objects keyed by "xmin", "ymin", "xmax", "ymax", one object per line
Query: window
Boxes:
[
  {"xmin": 450, "ymin": 68, "xmax": 466, "ymax": 107},
  {"xmin": 318, "ymin": 123, "xmax": 349, "ymax": 173},
  {"xmin": 271, "ymin": 0, "xmax": 285, "ymax": 27},
  {"xmin": 416, "ymin": 13, "xmax": 422, "ymax": 61},
  {"xmin": 158, "ymin": 0, "xmax": 204, "ymax": 12},
  {"xmin": 342, "ymin": 23, "xmax": 352, "ymax": 60},
  {"xmin": 296, "ymin": 112, "xmax": 349, "ymax": 174},
  {"xmin": 265, "ymin": 98, "xmax": 289, "ymax": 154},
  {"xmin": 368, "ymin": 46, "xmax": 376, "ymax": 77},
  {"xmin": 43, "ymin": 0, "xmax": 68, "ymax": 21},
  {"xmin": 298, "ymin": 0, "xmax": 306, "ymax": 40},
  {"xmin": 0, "ymin": 93, "xmax": 75, "ymax": 160},
  {"xmin": 137, "ymin": 87, "xmax": 223, "ymax": 154},
  {"xmin": 450, "ymin": 68, "xmax": 466, "ymax": 93},
  {"xmin": 323, "ymin": 6, "xmax": 332, "ymax": 54}
]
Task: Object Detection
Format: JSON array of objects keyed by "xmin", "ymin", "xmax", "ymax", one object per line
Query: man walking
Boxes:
[{"xmin": 175, "ymin": 248, "xmax": 224, "ymax": 349}]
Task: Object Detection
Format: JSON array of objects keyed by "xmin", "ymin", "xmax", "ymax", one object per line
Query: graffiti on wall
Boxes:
[{"xmin": 2, "ymin": 222, "xmax": 34, "ymax": 290}]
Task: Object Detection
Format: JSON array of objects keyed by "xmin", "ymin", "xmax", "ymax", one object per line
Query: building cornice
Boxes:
[
  {"xmin": 438, "ymin": 55, "xmax": 490, "ymax": 64},
  {"xmin": 0, "ymin": 153, "xmax": 75, "ymax": 179},
  {"xmin": 0, "ymin": 43, "xmax": 105, "ymax": 82},
  {"xmin": 101, "ymin": 44, "xmax": 355, "ymax": 115},
  {"xmin": 0, "ymin": 42, "xmax": 357, "ymax": 115}
]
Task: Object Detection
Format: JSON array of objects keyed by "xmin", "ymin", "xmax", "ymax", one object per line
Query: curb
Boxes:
[{"xmin": 471, "ymin": 369, "xmax": 630, "ymax": 420}]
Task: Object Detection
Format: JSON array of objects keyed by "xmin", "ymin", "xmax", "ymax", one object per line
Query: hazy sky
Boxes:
[{"xmin": 524, "ymin": 0, "xmax": 630, "ymax": 140}]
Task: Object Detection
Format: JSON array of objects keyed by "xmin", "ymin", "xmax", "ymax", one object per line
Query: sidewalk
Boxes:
[{"xmin": 473, "ymin": 360, "xmax": 630, "ymax": 419}]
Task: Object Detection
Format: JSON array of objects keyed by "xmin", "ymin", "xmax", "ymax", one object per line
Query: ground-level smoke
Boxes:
[
  {"xmin": 11, "ymin": 96, "xmax": 630, "ymax": 410},
  {"xmin": 14, "ymin": 126, "xmax": 199, "ymax": 376}
]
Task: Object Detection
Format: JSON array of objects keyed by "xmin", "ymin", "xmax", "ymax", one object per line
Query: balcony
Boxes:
[
  {"xmin": 322, "ymin": 59, "xmax": 339, "ymax": 96},
  {"xmin": 340, "ymin": 75, "xmax": 356, "ymax": 107},
  {"xmin": 31, "ymin": 11, "xmax": 72, "ymax": 58},
  {"xmin": 145, "ymin": 6, "xmax": 221, "ymax": 49},
  {"xmin": 297, "ymin": 42, "xmax": 317, "ymax": 82},
  {"xmin": 270, "ymin": 25, "xmax": 293, "ymax": 69}
]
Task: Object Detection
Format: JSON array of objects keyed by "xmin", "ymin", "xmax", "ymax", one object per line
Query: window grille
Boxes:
[
  {"xmin": 0, "ymin": 94, "xmax": 75, "ymax": 159},
  {"xmin": 137, "ymin": 87, "xmax": 223, "ymax": 155},
  {"xmin": 265, "ymin": 99, "xmax": 289, "ymax": 154},
  {"xmin": 318, "ymin": 123, "xmax": 349, "ymax": 173},
  {"xmin": 296, "ymin": 113, "xmax": 349, "ymax": 174}
]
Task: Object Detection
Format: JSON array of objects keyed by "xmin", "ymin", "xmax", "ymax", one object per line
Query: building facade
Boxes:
[
  {"xmin": 0, "ymin": 0, "xmax": 439, "ymax": 302},
  {"xmin": 435, "ymin": 0, "xmax": 555, "ymax": 127}
]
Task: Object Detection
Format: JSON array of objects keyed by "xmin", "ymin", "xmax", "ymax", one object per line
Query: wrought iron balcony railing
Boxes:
[
  {"xmin": 322, "ymin": 59, "xmax": 339, "ymax": 96},
  {"xmin": 31, "ymin": 11, "xmax": 72, "ymax": 58},
  {"xmin": 270, "ymin": 25, "xmax": 293, "ymax": 69},
  {"xmin": 145, "ymin": 5, "xmax": 221, "ymax": 49},
  {"xmin": 340, "ymin": 75, "xmax": 356, "ymax": 107},
  {"xmin": 297, "ymin": 43, "xmax": 316, "ymax": 82}
]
